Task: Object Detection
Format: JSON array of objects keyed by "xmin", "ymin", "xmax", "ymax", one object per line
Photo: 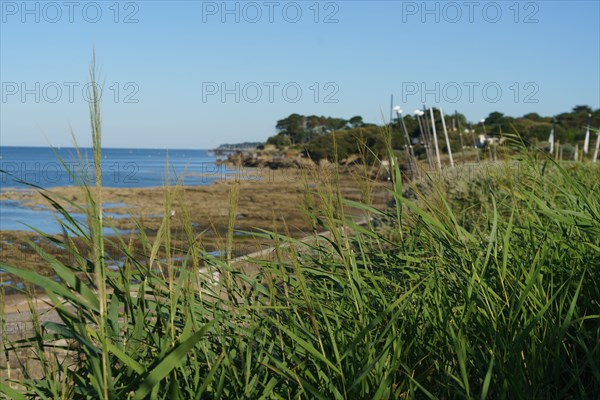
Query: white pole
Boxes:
[
  {"xmin": 593, "ymin": 129, "xmax": 600, "ymax": 163},
  {"xmin": 429, "ymin": 107, "xmax": 442, "ymax": 171},
  {"xmin": 574, "ymin": 144, "xmax": 579, "ymax": 161},
  {"xmin": 390, "ymin": 94, "xmax": 393, "ymax": 128},
  {"xmin": 559, "ymin": 144, "xmax": 563, "ymax": 161},
  {"xmin": 549, "ymin": 128, "xmax": 554, "ymax": 155},
  {"xmin": 583, "ymin": 126, "xmax": 590, "ymax": 154},
  {"xmin": 440, "ymin": 108, "xmax": 454, "ymax": 167}
]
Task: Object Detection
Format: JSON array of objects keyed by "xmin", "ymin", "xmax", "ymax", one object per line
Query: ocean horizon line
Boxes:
[{"xmin": 0, "ymin": 145, "xmax": 212, "ymax": 151}]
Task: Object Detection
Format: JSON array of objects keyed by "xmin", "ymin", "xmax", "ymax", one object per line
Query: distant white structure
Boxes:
[
  {"xmin": 477, "ymin": 134, "xmax": 502, "ymax": 148},
  {"xmin": 593, "ymin": 128, "xmax": 600, "ymax": 163}
]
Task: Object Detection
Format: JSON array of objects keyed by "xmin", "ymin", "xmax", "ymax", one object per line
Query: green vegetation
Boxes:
[
  {"xmin": 271, "ymin": 114, "xmax": 369, "ymax": 145},
  {"xmin": 267, "ymin": 107, "xmax": 599, "ymax": 164},
  {"xmin": 1, "ymin": 63, "xmax": 599, "ymax": 398},
  {"xmin": 303, "ymin": 125, "xmax": 387, "ymax": 163}
]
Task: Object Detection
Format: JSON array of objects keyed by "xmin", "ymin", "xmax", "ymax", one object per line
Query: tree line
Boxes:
[{"xmin": 265, "ymin": 106, "xmax": 599, "ymax": 162}]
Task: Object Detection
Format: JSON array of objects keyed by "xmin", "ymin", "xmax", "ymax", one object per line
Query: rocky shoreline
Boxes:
[
  {"xmin": 215, "ymin": 145, "xmax": 316, "ymax": 169},
  {"xmin": 214, "ymin": 144, "xmax": 399, "ymax": 180}
]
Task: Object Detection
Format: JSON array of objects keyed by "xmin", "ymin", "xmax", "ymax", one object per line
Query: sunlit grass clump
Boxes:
[{"xmin": 1, "ymin": 62, "xmax": 599, "ymax": 399}]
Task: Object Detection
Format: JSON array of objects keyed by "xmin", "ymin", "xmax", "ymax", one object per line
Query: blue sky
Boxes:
[{"xmin": 1, "ymin": 0, "xmax": 599, "ymax": 148}]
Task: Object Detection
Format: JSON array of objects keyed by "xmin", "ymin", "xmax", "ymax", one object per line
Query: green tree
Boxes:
[
  {"xmin": 276, "ymin": 113, "xmax": 306, "ymax": 144},
  {"xmin": 572, "ymin": 105, "xmax": 592, "ymax": 114},
  {"xmin": 266, "ymin": 134, "xmax": 291, "ymax": 148},
  {"xmin": 484, "ymin": 112, "xmax": 514, "ymax": 135},
  {"xmin": 349, "ymin": 116, "xmax": 364, "ymax": 128}
]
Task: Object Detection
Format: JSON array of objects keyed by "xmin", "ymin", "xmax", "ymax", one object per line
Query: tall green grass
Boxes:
[{"xmin": 1, "ymin": 61, "xmax": 599, "ymax": 398}]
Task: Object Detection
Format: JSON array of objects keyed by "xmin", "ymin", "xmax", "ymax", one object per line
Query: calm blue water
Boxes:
[
  {"xmin": 0, "ymin": 146, "xmax": 220, "ymax": 188},
  {"xmin": 0, "ymin": 146, "xmax": 228, "ymax": 234}
]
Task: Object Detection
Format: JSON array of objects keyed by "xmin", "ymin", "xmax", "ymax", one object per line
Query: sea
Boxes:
[{"xmin": 0, "ymin": 146, "xmax": 231, "ymax": 234}]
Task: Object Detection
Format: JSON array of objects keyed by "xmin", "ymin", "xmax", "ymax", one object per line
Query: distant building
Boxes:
[{"xmin": 477, "ymin": 134, "xmax": 503, "ymax": 148}]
